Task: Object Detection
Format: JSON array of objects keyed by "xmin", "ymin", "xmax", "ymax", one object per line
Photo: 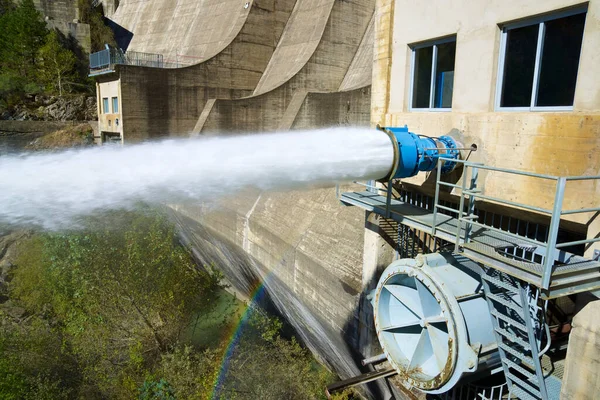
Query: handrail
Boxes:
[
  {"xmin": 437, "ymin": 181, "xmax": 463, "ymax": 189},
  {"xmin": 352, "ymin": 181, "xmax": 386, "ymax": 192},
  {"xmin": 561, "ymin": 206, "xmax": 600, "ymax": 215},
  {"xmin": 351, "ymin": 151, "xmax": 598, "ymax": 291},
  {"xmin": 435, "ymin": 204, "xmax": 460, "ymax": 215},
  {"xmin": 438, "ymin": 157, "xmax": 559, "ymax": 180},
  {"xmin": 555, "ymin": 237, "xmax": 600, "ymax": 249},
  {"xmin": 565, "ymin": 175, "xmax": 600, "ymax": 181},
  {"xmin": 89, "ymin": 48, "xmax": 164, "ymax": 71},
  {"xmin": 462, "ymin": 191, "xmax": 553, "ymax": 215}
]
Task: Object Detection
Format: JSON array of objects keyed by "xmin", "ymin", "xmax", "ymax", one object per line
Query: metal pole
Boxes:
[
  {"xmin": 385, "ymin": 180, "xmax": 393, "ymax": 218},
  {"xmin": 455, "ymin": 165, "xmax": 468, "ymax": 252},
  {"xmin": 361, "ymin": 353, "xmax": 387, "ymax": 366},
  {"xmin": 325, "ymin": 368, "xmax": 397, "ymax": 398},
  {"xmin": 465, "ymin": 166, "xmax": 478, "ymax": 245},
  {"xmin": 542, "ymin": 177, "xmax": 566, "ymax": 290},
  {"xmin": 432, "ymin": 160, "xmax": 442, "ymax": 236}
]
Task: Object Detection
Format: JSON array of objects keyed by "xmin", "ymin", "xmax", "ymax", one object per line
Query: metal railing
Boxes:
[
  {"xmin": 431, "ymin": 158, "xmax": 600, "ymax": 289},
  {"xmin": 89, "ymin": 48, "xmax": 165, "ymax": 72}
]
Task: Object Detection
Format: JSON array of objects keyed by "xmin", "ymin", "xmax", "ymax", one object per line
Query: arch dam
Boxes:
[{"xmin": 91, "ymin": 0, "xmax": 600, "ymax": 399}]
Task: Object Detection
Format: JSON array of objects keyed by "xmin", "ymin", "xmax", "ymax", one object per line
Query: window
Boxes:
[
  {"xmin": 410, "ymin": 37, "xmax": 456, "ymax": 110},
  {"xmin": 102, "ymin": 97, "xmax": 109, "ymax": 114},
  {"xmin": 112, "ymin": 97, "xmax": 119, "ymax": 113},
  {"xmin": 496, "ymin": 7, "xmax": 587, "ymax": 110}
]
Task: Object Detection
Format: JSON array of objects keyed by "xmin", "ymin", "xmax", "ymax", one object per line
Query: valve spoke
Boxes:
[
  {"xmin": 427, "ymin": 324, "xmax": 450, "ymax": 371},
  {"xmin": 384, "ymin": 283, "xmax": 423, "ymax": 318},
  {"xmin": 416, "ymin": 279, "xmax": 442, "ymax": 318},
  {"xmin": 381, "ymin": 321, "xmax": 422, "ymax": 334}
]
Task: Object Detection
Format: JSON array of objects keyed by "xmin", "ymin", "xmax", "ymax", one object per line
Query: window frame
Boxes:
[
  {"xmin": 102, "ymin": 97, "xmax": 109, "ymax": 114},
  {"xmin": 494, "ymin": 5, "xmax": 587, "ymax": 112},
  {"xmin": 112, "ymin": 97, "xmax": 119, "ymax": 113},
  {"xmin": 408, "ymin": 35, "xmax": 457, "ymax": 112}
]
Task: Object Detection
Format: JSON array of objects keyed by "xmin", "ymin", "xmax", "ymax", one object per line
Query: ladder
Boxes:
[{"xmin": 480, "ymin": 268, "xmax": 560, "ymax": 400}]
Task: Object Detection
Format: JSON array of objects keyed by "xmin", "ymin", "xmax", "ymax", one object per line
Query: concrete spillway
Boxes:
[{"xmin": 100, "ymin": 0, "xmax": 374, "ymax": 141}]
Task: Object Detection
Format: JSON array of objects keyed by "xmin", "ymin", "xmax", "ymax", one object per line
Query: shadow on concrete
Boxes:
[
  {"xmin": 105, "ymin": 18, "xmax": 134, "ymax": 51},
  {"xmin": 169, "ymin": 209, "xmax": 386, "ymax": 399}
]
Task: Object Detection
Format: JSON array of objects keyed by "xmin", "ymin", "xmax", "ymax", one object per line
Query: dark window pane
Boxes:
[
  {"xmin": 536, "ymin": 13, "xmax": 586, "ymax": 107},
  {"xmin": 434, "ymin": 41, "xmax": 456, "ymax": 108},
  {"xmin": 412, "ymin": 46, "xmax": 433, "ymax": 108},
  {"xmin": 501, "ymin": 24, "xmax": 539, "ymax": 107}
]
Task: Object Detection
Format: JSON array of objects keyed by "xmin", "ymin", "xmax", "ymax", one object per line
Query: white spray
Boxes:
[{"xmin": 0, "ymin": 127, "xmax": 393, "ymax": 229}]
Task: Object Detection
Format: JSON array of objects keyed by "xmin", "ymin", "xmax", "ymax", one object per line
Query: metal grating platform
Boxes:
[{"xmin": 340, "ymin": 190, "xmax": 600, "ymax": 299}]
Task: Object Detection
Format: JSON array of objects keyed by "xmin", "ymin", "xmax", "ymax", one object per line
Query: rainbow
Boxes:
[{"xmin": 210, "ymin": 281, "xmax": 267, "ymax": 399}]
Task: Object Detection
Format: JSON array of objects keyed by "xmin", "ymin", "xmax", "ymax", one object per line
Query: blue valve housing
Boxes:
[{"xmin": 380, "ymin": 125, "xmax": 461, "ymax": 180}]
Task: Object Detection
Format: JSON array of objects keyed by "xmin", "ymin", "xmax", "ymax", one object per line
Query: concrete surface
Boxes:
[
  {"xmin": 33, "ymin": 0, "xmax": 91, "ymax": 52},
  {"xmin": 252, "ymin": 0, "xmax": 336, "ymax": 96},
  {"xmin": 199, "ymin": 0, "xmax": 375, "ymax": 133},
  {"xmin": 97, "ymin": 0, "xmax": 297, "ymax": 140},
  {"xmin": 167, "ymin": 185, "xmax": 380, "ymax": 379},
  {"xmin": 561, "ymin": 300, "xmax": 600, "ymax": 400},
  {"xmin": 110, "ymin": 0, "xmax": 252, "ymax": 64}
]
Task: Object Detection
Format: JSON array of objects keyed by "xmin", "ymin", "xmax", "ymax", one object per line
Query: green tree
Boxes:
[
  {"xmin": 37, "ymin": 30, "xmax": 77, "ymax": 95},
  {"xmin": 13, "ymin": 210, "xmax": 224, "ymax": 398},
  {"xmin": 0, "ymin": 0, "xmax": 48, "ymax": 79},
  {"xmin": 215, "ymin": 310, "xmax": 334, "ymax": 400},
  {"xmin": 78, "ymin": 0, "xmax": 117, "ymax": 52},
  {"xmin": 0, "ymin": 0, "xmax": 14, "ymax": 17}
]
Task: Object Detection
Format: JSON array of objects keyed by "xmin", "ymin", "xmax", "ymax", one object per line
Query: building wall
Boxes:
[
  {"xmin": 97, "ymin": 78, "xmax": 123, "ymax": 141},
  {"xmin": 373, "ymin": 0, "xmax": 600, "ymax": 250}
]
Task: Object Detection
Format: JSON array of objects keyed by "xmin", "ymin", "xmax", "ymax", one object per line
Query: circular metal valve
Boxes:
[{"xmin": 372, "ymin": 253, "xmax": 497, "ymax": 393}]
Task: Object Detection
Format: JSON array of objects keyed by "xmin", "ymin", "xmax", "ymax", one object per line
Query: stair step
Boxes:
[
  {"xmin": 491, "ymin": 310, "xmax": 527, "ymax": 332},
  {"xmin": 508, "ymin": 373, "xmax": 542, "ymax": 399},
  {"xmin": 482, "ymin": 273, "xmax": 519, "ymax": 291},
  {"xmin": 495, "ymin": 328, "xmax": 531, "ymax": 350},
  {"xmin": 498, "ymin": 343, "xmax": 534, "ymax": 366},
  {"xmin": 510, "ymin": 385, "xmax": 541, "ymax": 400},
  {"xmin": 503, "ymin": 358, "xmax": 538, "ymax": 382},
  {"xmin": 487, "ymin": 293, "xmax": 523, "ymax": 313}
]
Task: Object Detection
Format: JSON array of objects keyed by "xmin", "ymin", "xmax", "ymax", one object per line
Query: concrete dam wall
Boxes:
[
  {"xmin": 101, "ymin": 0, "xmax": 374, "ymax": 140},
  {"xmin": 98, "ymin": 0, "xmax": 384, "ymax": 393},
  {"xmin": 167, "ymin": 186, "xmax": 376, "ymax": 384}
]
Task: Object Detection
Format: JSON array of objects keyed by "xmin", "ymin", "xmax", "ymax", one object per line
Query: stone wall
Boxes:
[{"xmin": 34, "ymin": 0, "xmax": 91, "ymax": 53}]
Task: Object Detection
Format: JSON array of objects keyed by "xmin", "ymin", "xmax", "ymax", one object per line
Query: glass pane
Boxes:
[
  {"xmin": 412, "ymin": 46, "xmax": 433, "ymax": 108},
  {"xmin": 536, "ymin": 12, "xmax": 586, "ymax": 107},
  {"xmin": 500, "ymin": 24, "xmax": 539, "ymax": 107},
  {"xmin": 434, "ymin": 41, "xmax": 456, "ymax": 108},
  {"xmin": 112, "ymin": 97, "xmax": 119, "ymax": 113},
  {"xmin": 103, "ymin": 98, "xmax": 109, "ymax": 114}
]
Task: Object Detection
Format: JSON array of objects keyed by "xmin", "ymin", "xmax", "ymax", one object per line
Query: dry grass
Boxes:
[{"xmin": 26, "ymin": 123, "xmax": 94, "ymax": 151}]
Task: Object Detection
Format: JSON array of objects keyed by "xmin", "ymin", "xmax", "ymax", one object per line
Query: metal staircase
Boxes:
[
  {"xmin": 480, "ymin": 267, "xmax": 561, "ymax": 400},
  {"xmin": 339, "ymin": 157, "xmax": 600, "ymax": 399}
]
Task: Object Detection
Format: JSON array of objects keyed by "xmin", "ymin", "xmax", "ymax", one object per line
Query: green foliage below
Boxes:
[
  {"xmin": 2, "ymin": 209, "xmax": 338, "ymax": 399},
  {"xmin": 139, "ymin": 378, "xmax": 176, "ymax": 400}
]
